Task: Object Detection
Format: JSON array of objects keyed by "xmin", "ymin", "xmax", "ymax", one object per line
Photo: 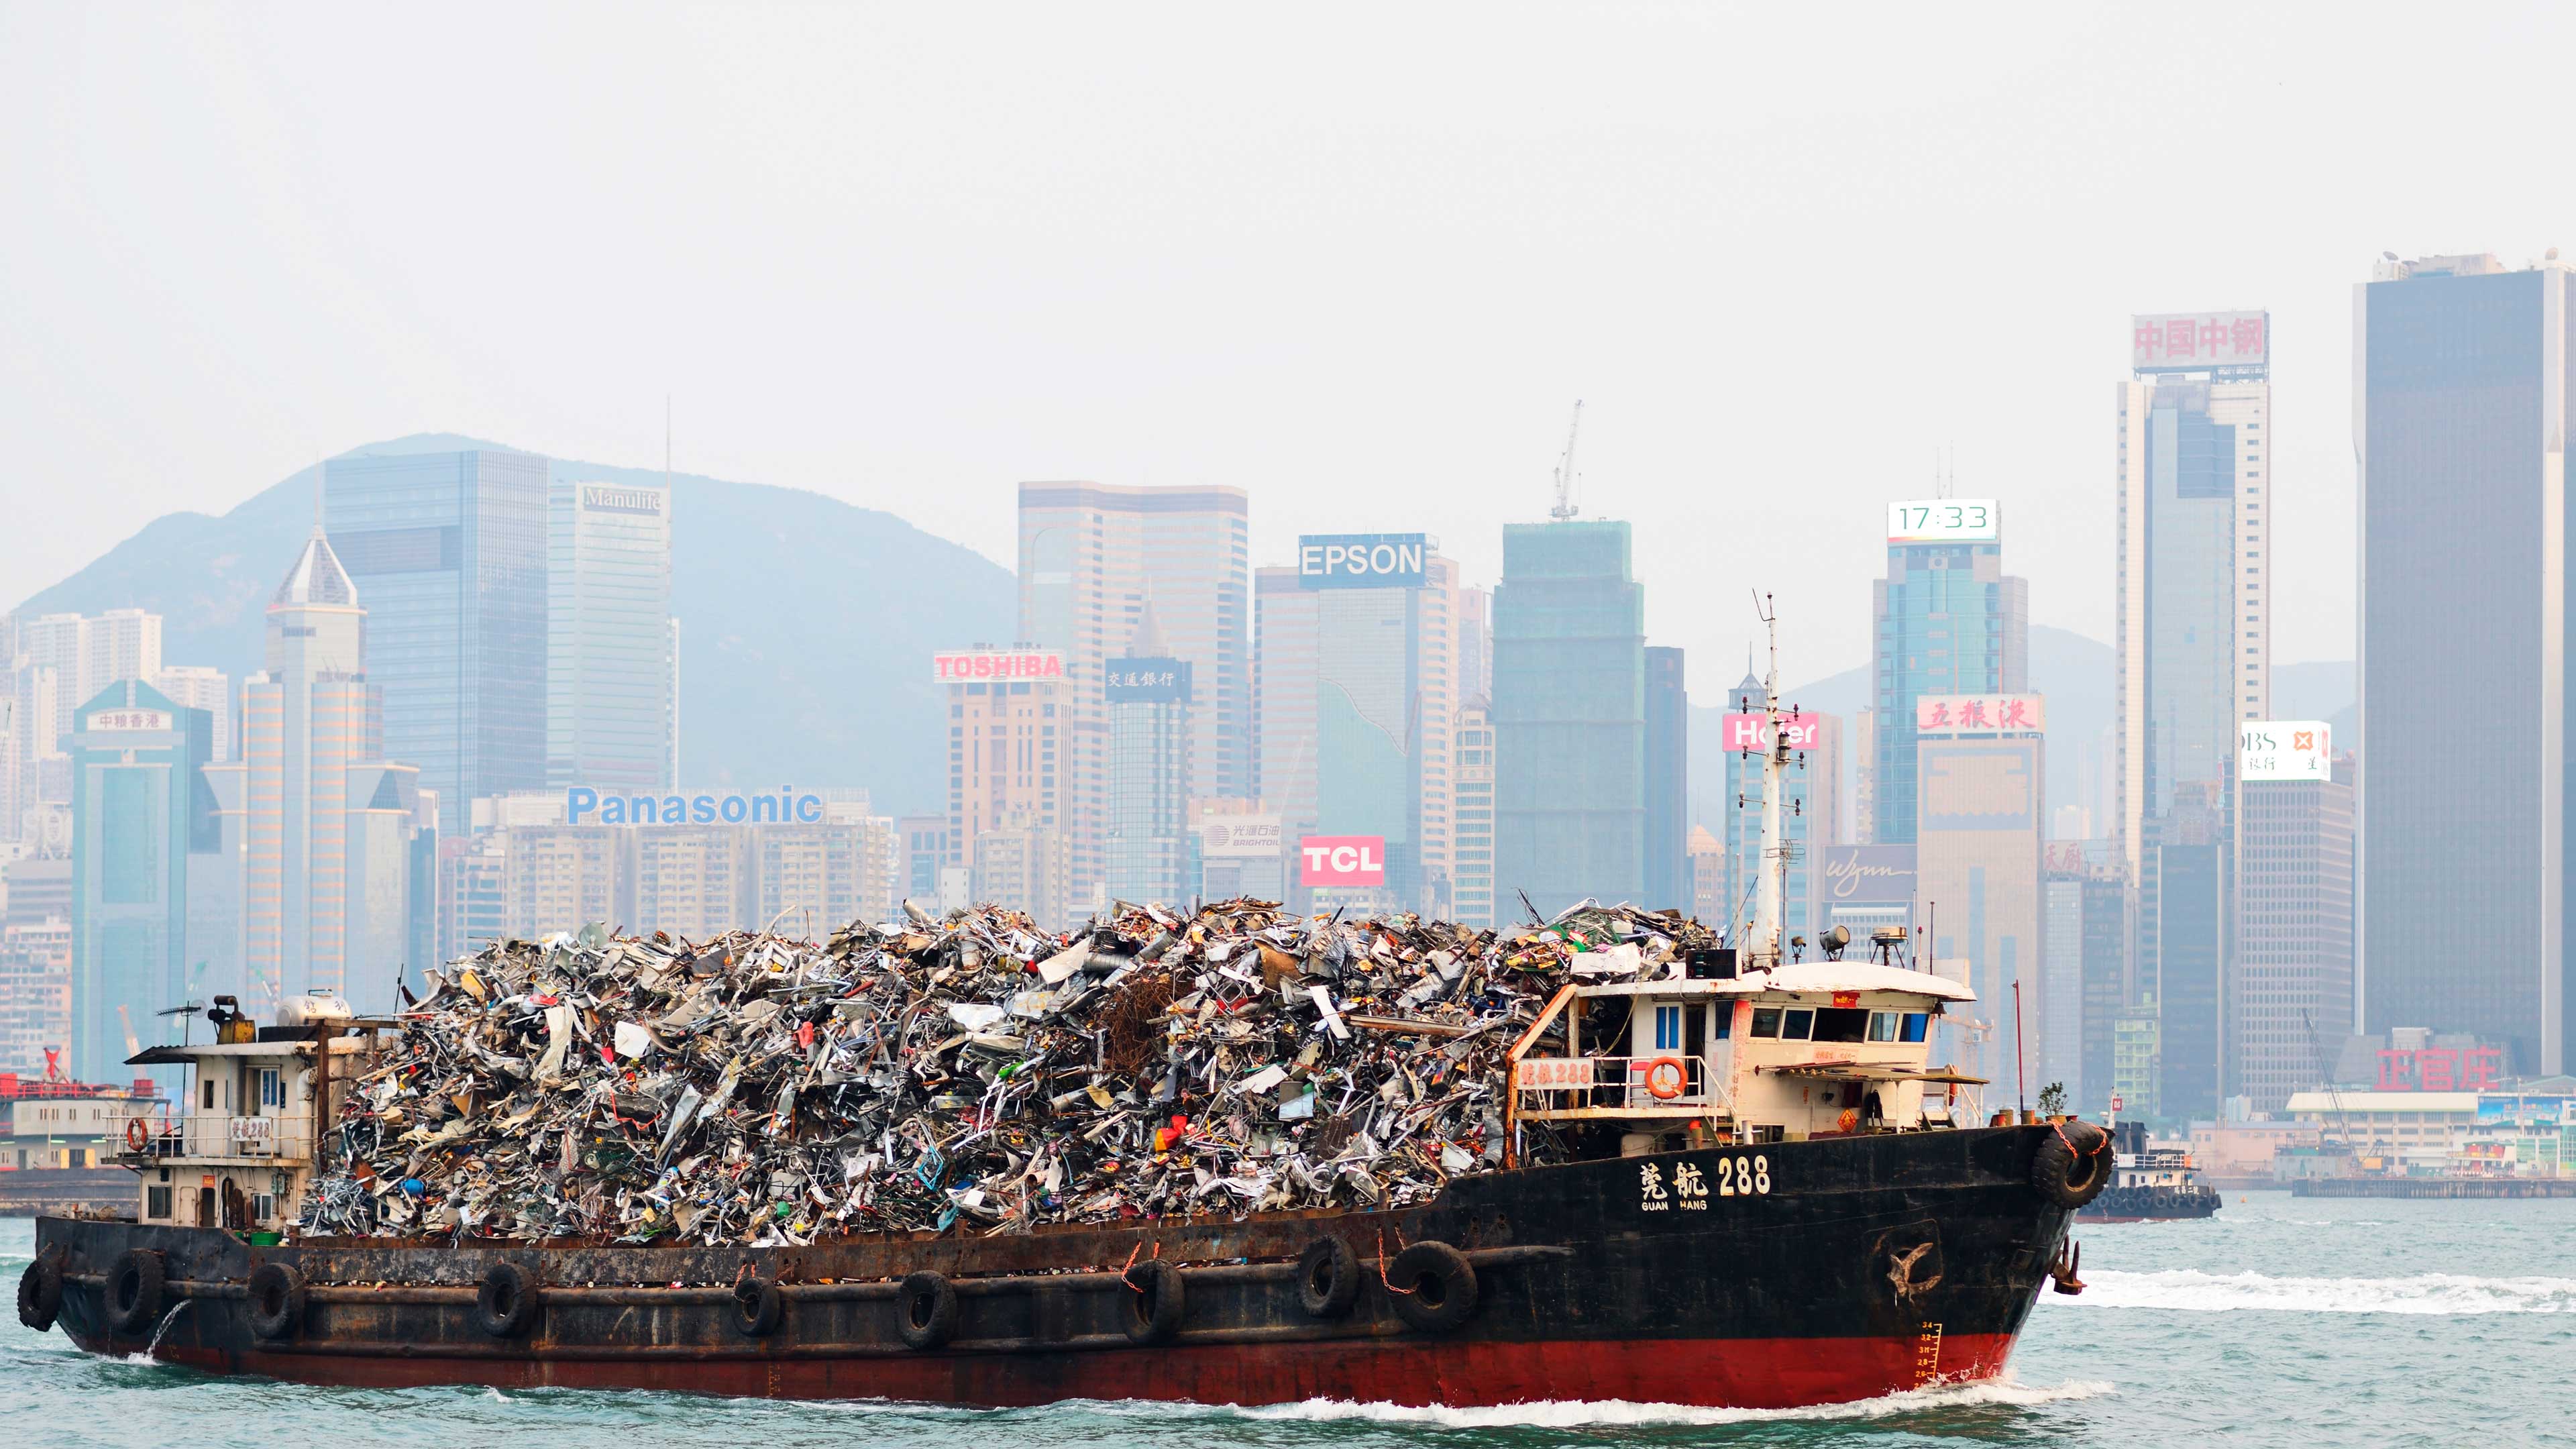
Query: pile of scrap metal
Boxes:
[{"xmin": 301, "ymin": 898, "xmax": 1714, "ymax": 1246}]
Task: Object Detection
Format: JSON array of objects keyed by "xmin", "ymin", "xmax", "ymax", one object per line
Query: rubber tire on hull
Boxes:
[
  {"xmin": 2030, "ymin": 1122, "xmax": 2112, "ymax": 1208},
  {"xmin": 474, "ymin": 1263, "xmax": 537, "ymax": 1338},
  {"xmin": 1386, "ymin": 1242, "xmax": 1478, "ymax": 1333},
  {"xmin": 18, "ymin": 1256, "xmax": 62, "ymax": 1332},
  {"xmin": 248, "ymin": 1263, "xmax": 306, "ymax": 1342},
  {"xmin": 897, "ymin": 1272, "xmax": 955, "ymax": 1350},
  {"xmin": 1120, "ymin": 1260, "xmax": 1185, "ymax": 1344},
  {"xmin": 734, "ymin": 1275, "xmax": 784, "ymax": 1338},
  {"xmin": 1297, "ymin": 1237, "xmax": 1359, "ymax": 1319},
  {"xmin": 107, "ymin": 1250, "xmax": 166, "ymax": 1337}
]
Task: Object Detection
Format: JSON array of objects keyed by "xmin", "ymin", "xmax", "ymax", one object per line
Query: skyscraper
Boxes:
[
  {"xmin": 2357, "ymin": 254, "xmax": 2574, "ymax": 1077},
  {"xmin": 241, "ymin": 529, "xmax": 429, "ymax": 1010},
  {"xmin": 66, "ymin": 680, "xmax": 210, "ymax": 1080},
  {"xmin": 547, "ymin": 477, "xmax": 675, "ymax": 796},
  {"xmin": 1018, "ymin": 484, "xmax": 1250, "ymax": 913},
  {"xmin": 1872, "ymin": 501, "xmax": 2027, "ymax": 845},
  {"xmin": 938, "ymin": 646, "xmax": 1069, "ymax": 924},
  {"xmin": 1492, "ymin": 520, "xmax": 1644, "ymax": 916},
  {"xmin": 1450, "ymin": 696, "xmax": 1495, "ymax": 928},
  {"xmin": 1913, "ymin": 692, "xmax": 2047, "ymax": 1086},
  {"xmin": 325, "ymin": 448, "xmax": 549, "ymax": 819},
  {"xmin": 1644, "ymin": 646, "xmax": 1688, "ymax": 912},
  {"xmin": 1104, "ymin": 622, "xmax": 1193, "ymax": 907},
  {"xmin": 2234, "ymin": 724, "xmax": 2353, "ymax": 1114},
  {"xmin": 150, "ymin": 665, "xmax": 232, "ymax": 763},
  {"xmin": 1252, "ymin": 535, "xmax": 1462, "ymax": 913}
]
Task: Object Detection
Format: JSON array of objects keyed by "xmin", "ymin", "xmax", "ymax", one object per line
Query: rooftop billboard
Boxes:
[
  {"xmin": 1886, "ymin": 498, "xmax": 1999, "ymax": 543},
  {"xmin": 2240, "ymin": 720, "xmax": 2330, "ymax": 783},
  {"xmin": 2131, "ymin": 311, "xmax": 2268, "ymax": 374},
  {"xmin": 932, "ymin": 651, "xmax": 1064, "ymax": 684},
  {"xmin": 1297, "ymin": 533, "xmax": 1427, "ymax": 590}
]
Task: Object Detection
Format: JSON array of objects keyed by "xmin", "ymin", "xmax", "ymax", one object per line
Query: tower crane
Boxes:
[{"xmin": 1550, "ymin": 400, "xmax": 1584, "ymax": 521}]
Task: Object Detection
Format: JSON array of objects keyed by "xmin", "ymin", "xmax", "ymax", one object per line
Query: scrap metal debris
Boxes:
[{"xmin": 301, "ymin": 898, "xmax": 1718, "ymax": 1245}]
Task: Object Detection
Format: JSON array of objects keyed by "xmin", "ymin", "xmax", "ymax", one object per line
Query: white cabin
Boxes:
[
  {"xmin": 120, "ymin": 1013, "xmax": 385, "ymax": 1236},
  {"xmin": 1507, "ymin": 958, "xmax": 1984, "ymax": 1154}
]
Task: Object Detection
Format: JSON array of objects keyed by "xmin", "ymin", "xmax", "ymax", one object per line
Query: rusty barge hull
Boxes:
[{"xmin": 36, "ymin": 1128, "xmax": 2071, "ymax": 1410}]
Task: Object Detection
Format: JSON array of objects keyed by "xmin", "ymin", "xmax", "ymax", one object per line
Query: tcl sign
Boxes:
[
  {"xmin": 1721, "ymin": 713, "xmax": 1822, "ymax": 752},
  {"xmin": 1299, "ymin": 835, "xmax": 1386, "ymax": 887}
]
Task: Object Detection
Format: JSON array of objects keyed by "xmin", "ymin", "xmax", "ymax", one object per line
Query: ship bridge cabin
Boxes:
[
  {"xmin": 115, "ymin": 996, "xmax": 388, "ymax": 1237},
  {"xmin": 1507, "ymin": 955, "xmax": 1982, "ymax": 1157}
]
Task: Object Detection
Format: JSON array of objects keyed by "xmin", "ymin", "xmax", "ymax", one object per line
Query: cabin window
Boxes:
[
  {"xmin": 1868, "ymin": 1011, "xmax": 1900, "ymax": 1042},
  {"xmin": 146, "ymin": 1186, "xmax": 172, "ymax": 1219},
  {"xmin": 1813, "ymin": 1008, "xmax": 1870, "ymax": 1043},
  {"xmin": 1900, "ymin": 1012, "xmax": 1929, "ymax": 1042},
  {"xmin": 1750, "ymin": 1008, "xmax": 1783, "ymax": 1038},
  {"xmin": 201, "ymin": 1079, "xmax": 216, "ymax": 1110},
  {"xmin": 1711, "ymin": 1004, "xmax": 1732, "ymax": 1039},
  {"xmin": 254, "ymin": 1193, "xmax": 276, "ymax": 1222},
  {"xmin": 1780, "ymin": 1008, "xmax": 1815, "ymax": 1040},
  {"xmin": 260, "ymin": 1068, "xmax": 284, "ymax": 1110},
  {"xmin": 1652, "ymin": 1005, "xmax": 1683, "ymax": 1052}
]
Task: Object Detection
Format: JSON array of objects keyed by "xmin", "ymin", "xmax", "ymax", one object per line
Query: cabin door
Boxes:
[{"xmin": 196, "ymin": 1187, "xmax": 215, "ymax": 1226}]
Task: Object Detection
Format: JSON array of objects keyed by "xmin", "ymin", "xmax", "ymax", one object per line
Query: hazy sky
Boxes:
[{"xmin": 7, "ymin": 5, "xmax": 2571, "ymax": 681}]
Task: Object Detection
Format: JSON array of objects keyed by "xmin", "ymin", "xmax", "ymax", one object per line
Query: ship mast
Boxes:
[{"xmin": 1748, "ymin": 593, "xmax": 1787, "ymax": 972}]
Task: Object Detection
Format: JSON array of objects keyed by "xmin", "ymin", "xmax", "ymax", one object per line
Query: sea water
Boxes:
[{"xmin": 3, "ymin": 1192, "xmax": 2567, "ymax": 1447}]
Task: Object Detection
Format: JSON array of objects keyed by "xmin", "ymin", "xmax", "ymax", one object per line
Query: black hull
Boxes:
[{"xmin": 32, "ymin": 1126, "xmax": 2076, "ymax": 1409}]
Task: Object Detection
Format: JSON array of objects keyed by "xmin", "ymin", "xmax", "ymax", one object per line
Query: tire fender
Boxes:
[
  {"xmin": 248, "ymin": 1262, "xmax": 307, "ymax": 1342},
  {"xmin": 733, "ymin": 1275, "xmax": 784, "ymax": 1338},
  {"xmin": 473, "ymin": 1262, "xmax": 537, "ymax": 1338},
  {"xmin": 107, "ymin": 1250, "xmax": 166, "ymax": 1337},
  {"xmin": 896, "ymin": 1271, "xmax": 956, "ymax": 1350},
  {"xmin": 1387, "ymin": 1241, "xmax": 1478, "ymax": 1333},
  {"xmin": 1295, "ymin": 1237, "xmax": 1359, "ymax": 1320},
  {"xmin": 17, "ymin": 1254, "xmax": 63, "ymax": 1333},
  {"xmin": 1120, "ymin": 1259, "xmax": 1185, "ymax": 1344},
  {"xmin": 2029, "ymin": 1122, "xmax": 2111, "ymax": 1209}
]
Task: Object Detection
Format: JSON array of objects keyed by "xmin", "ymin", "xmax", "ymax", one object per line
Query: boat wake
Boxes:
[
  {"xmin": 1205, "ymin": 1378, "xmax": 2117, "ymax": 1428},
  {"xmin": 2054, "ymin": 1269, "xmax": 2576, "ymax": 1314}
]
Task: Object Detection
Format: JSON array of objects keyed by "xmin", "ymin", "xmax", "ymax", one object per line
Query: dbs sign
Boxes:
[{"xmin": 1299, "ymin": 836, "xmax": 1387, "ymax": 887}]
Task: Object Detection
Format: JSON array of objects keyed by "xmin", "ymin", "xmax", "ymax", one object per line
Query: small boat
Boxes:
[{"xmin": 2076, "ymin": 1120, "xmax": 2220, "ymax": 1222}]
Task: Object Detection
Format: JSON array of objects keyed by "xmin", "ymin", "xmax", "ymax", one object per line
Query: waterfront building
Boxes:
[
  {"xmin": 2357, "ymin": 254, "xmax": 2576, "ymax": 1076},
  {"xmin": 1492, "ymin": 521, "xmax": 1646, "ymax": 916},
  {"xmin": 1018, "ymin": 483, "xmax": 1250, "ymax": 911},
  {"xmin": 1913, "ymin": 692, "xmax": 2045, "ymax": 1086},
  {"xmin": 325, "ymin": 448, "xmax": 549, "ymax": 818},
  {"xmin": 1872, "ymin": 501, "xmax": 2027, "ymax": 845},
  {"xmin": 2233, "ymin": 730, "xmax": 2354, "ymax": 1114},
  {"xmin": 547, "ymin": 476, "xmax": 674, "ymax": 796},
  {"xmin": 66, "ymin": 680, "xmax": 209, "ymax": 1081}
]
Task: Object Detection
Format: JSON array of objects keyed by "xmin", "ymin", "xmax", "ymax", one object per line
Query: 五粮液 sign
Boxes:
[
  {"xmin": 1914, "ymin": 694, "xmax": 2044, "ymax": 735},
  {"xmin": 1297, "ymin": 533, "xmax": 1427, "ymax": 590}
]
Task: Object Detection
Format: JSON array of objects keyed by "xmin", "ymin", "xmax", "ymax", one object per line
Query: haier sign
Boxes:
[
  {"xmin": 1297, "ymin": 533, "xmax": 1427, "ymax": 590},
  {"xmin": 1299, "ymin": 835, "xmax": 1387, "ymax": 886}
]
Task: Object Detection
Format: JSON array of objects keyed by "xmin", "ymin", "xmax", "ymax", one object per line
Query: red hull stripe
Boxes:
[{"xmin": 153, "ymin": 1331, "xmax": 2021, "ymax": 1410}]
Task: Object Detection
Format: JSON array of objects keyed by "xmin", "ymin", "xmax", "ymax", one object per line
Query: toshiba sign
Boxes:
[
  {"xmin": 1299, "ymin": 835, "xmax": 1386, "ymax": 887},
  {"xmin": 932, "ymin": 651, "xmax": 1064, "ymax": 683}
]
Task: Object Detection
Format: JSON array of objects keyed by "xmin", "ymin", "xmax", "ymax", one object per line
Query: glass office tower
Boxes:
[
  {"xmin": 1492, "ymin": 520, "xmax": 1644, "ymax": 916},
  {"xmin": 1872, "ymin": 501, "xmax": 2027, "ymax": 845},
  {"xmin": 547, "ymin": 478, "xmax": 674, "ymax": 796}
]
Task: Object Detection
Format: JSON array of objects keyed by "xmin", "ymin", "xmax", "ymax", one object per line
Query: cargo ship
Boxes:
[
  {"xmin": 2076, "ymin": 1120, "xmax": 2220, "ymax": 1222},
  {"xmin": 19, "ymin": 643, "xmax": 2105, "ymax": 1410}
]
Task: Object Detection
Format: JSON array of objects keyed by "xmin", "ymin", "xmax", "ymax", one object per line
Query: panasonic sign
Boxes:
[
  {"xmin": 567, "ymin": 787, "xmax": 824, "ymax": 826},
  {"xmin": 1297, "ymin": 533, "xmax": 1428, "ymax": 590}
]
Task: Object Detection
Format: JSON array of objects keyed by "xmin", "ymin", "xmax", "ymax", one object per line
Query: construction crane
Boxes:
[
  {"xmin": 115, "ymin": 1004, "xmax": 144, "ymax": 1065},
  {"xmin": 1550, "ymin": 400, "xmax": 1584, "ymax": 521}
]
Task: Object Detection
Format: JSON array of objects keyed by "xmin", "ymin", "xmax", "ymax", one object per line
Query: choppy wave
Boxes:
[
  {"xmin": 2059, "ymin": 1269, "xmax": 2576, "ymax": 1315},
  {"xmin": 1208, "ymin": 1379, "xmax": 2117, "ymax": 1429}
]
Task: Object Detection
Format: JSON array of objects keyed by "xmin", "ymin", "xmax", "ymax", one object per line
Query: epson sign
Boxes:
[{"xmin": 1297, "ymin": 533, "xmax": 1427, "ymax": 590}]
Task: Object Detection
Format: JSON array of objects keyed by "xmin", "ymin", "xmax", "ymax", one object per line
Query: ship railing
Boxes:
[
  {"xmin": 1509, "ymin": 1054, "xmax": 1729, "ymax": 1118},
  {"xmin": 136, "ymin": 1114, "xmax": 317, "ymax": 1162}
]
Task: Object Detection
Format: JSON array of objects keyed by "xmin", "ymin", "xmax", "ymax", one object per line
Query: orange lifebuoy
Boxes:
[
  {"xmin": 1643, "ymin": 1056, "xmax": 1686, "ymax": 1100},
  {"xmin": 123, "ymin": 1117, "xmax": 149, "ymax": 1152}
]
